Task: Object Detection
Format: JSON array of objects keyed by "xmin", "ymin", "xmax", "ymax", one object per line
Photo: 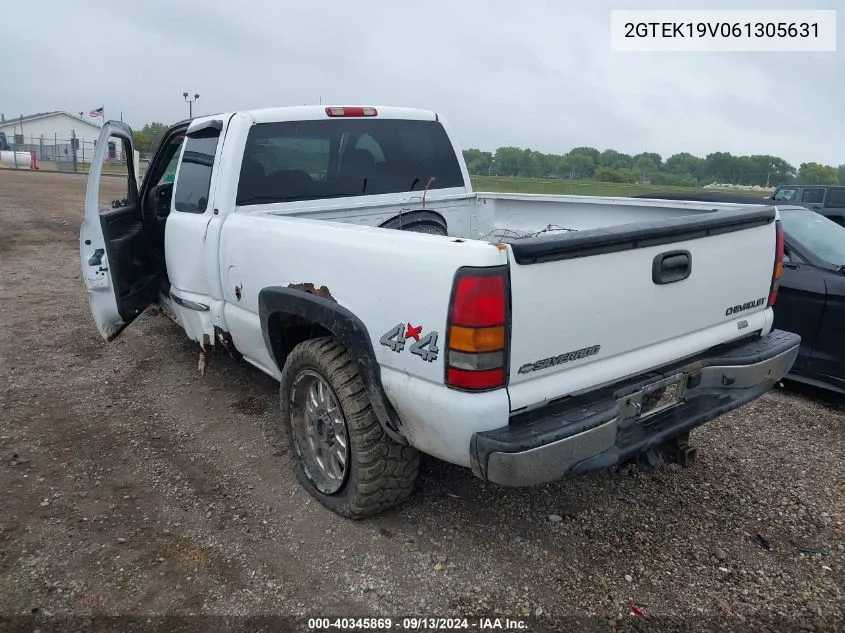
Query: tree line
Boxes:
[
  {"xmin": 132, "ymin": 123, "xmax": 169, "ymax": 155},
  {"xmin": 463, "ymin": 146, "xmax": 845, "ymax": 188},
  {"xmin": 132, "ymin": 120, "xmax": 843, "ymax": 187}
]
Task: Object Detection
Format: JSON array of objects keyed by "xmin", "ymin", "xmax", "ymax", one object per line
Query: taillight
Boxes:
[
  {"xmin": 325, "ymin": 106, "xmax": 378, "ymax": 117},
  {"xmin": 445, "ymin": 267, "xmax": 510, "ymax": 391},
  {"xmin": 768, "ymin": 220, "xmax": 784, "ymax": 307}
]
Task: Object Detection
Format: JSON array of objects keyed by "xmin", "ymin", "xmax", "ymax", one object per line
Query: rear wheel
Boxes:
[{"xmin": 280, "ymin": 336, "xmax": 420, "ymax": 518}]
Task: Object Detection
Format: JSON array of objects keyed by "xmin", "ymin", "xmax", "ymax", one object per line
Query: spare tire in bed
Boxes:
[{"xmin": 379, "ymin": 211, "xmax": 447, "ymax": 236}]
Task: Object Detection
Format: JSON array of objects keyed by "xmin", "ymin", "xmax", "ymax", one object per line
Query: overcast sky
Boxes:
[{"xmin": 3, "ymin": 0, "xmax": 842, "ymax": 166}]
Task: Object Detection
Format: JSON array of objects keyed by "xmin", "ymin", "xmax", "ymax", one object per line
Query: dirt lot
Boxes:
[{"xmin": 1, "ymin": 168, "xmax": 844, "ymax": 632}]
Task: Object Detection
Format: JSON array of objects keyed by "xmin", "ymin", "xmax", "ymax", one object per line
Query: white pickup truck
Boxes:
[{"xmin": 80, "ymin": 106, "xmax": 799, "ymax": 518}]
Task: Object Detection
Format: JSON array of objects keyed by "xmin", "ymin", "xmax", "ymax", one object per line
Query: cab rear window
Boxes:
[{"xmin": 235, "ymin": 119, "xmax": 465, "ymax": 205}]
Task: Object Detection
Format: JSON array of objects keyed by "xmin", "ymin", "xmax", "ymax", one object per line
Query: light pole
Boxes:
[{"xmin": 183, "ymin": 92, "xmax": 200, "ymax": 118}]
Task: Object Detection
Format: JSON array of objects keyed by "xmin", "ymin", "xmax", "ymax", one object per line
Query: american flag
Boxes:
[{"xmin": 89, "ymin": 107, "xmax": 103, "ymax": 118}]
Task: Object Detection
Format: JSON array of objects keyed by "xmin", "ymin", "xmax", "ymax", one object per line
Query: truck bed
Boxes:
[
  {"xmin": 476, "ymin": 191, "xmax": 771, "ymax": 238},
  {"xmin": 257, "ymin": 189, "xmax": 772, "ymax": 243},
  {"xmin": 248, "ymin": 191, "xmax": 779, "ymax": 415}
]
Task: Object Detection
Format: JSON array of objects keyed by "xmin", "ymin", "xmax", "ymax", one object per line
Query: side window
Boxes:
[
  {"xmin": 156, "ymin": 137, "xmax": 183, "ymax": 186},
  {"xmin": 826, "ymin": 188, "xmax": 845, "ymax": 208},
  {"xmin": 801, "ymin": 188, "xmax": 825, "ymax": 204},
  {"xmin": 173, "ymin": 135, "xmax": 219, "ymax": 213},
  {"xmin": 96, "ymin": 133, "xmax": 133, "ymax": 212},
  {"xmin": 773, "ymin": 188, "xmax": 797, "ymax": 202}
]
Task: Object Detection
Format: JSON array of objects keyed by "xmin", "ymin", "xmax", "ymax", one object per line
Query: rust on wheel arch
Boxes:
[{"xmin": 287, "ymin": 282, "xmax": 336, "ymax": 302}]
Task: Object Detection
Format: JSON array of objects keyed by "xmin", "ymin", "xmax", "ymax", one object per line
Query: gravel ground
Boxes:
[{"xmin": 1, "ymin": 168, "xmax": 844, "ymax": 632}]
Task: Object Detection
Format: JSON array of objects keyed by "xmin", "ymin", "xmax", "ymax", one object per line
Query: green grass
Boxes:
[{"xmin": 470, "ymin": 175, "xmax": 766, "ymax": 198}]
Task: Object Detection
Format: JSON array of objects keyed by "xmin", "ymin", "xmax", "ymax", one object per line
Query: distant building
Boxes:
[{"xmin": 0, "ymin": 111, "xmax": 119, "ymax": 164}]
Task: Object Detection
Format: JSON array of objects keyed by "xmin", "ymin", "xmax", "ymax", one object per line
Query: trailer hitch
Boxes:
[
  {"xmin": 662, "ymin": 431, "xmax": 697, "ymax": 468},
  {"xmin": 630, "ymin": 432, "xmax": 697, "ymax": 472}
]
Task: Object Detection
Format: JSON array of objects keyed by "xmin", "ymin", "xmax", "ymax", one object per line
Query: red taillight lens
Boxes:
[
  {"xmin": 449, "ymin": 275, "xmax": 506, "ymax": 327},
  {"xmin": 325, "ymin": 106, "xmax": 378, "ymax": 117},
  {"xmin": 445, "ymin": 267, "xmax": 509, "ymax": 392},
  {"xmin": 768, "ymin": 220, "xmax": 784, "ymax": 307},
  {"xmin": 447, "ymin": 367, "xmax": 505, "ymax": 390}
]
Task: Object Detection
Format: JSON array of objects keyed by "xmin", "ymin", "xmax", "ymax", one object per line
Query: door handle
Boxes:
[{"xmin": 652, "ymin": 250, "xmax": 692, "ymax": 285}]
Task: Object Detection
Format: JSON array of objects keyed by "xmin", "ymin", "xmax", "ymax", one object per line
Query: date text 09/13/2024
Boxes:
[{"xmin": 307, "ymin": 617, "xmax": 529, "ymax": 630}]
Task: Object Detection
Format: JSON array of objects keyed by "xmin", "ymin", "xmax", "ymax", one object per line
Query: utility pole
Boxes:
[{"xmin": 183, "ymin": 92, "xmax": 200, "ymax": 118}]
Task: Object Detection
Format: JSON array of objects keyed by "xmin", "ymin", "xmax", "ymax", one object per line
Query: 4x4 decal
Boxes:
[{"xmin": 379, "ymin": 322, "xmax": 439, "ymax": 362}]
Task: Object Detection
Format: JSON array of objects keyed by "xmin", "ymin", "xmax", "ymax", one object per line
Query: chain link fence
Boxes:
[{"xmin": 0, "ymin": 133, "xmax": 132, "ymax": 175}]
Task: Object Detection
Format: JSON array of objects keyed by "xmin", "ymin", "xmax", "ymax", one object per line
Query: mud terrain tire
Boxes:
[{"xmin": 280, "ymin": 336, "xmax": 420, "ymax": 518}]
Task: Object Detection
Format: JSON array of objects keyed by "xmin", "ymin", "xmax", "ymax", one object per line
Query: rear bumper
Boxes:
[{"xmin": 470, "ymin": 329, "xmax": 800, "ymax": 487}]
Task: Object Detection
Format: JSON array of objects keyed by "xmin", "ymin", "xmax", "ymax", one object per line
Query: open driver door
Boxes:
[{"xmin": 79, "ymin": 121, "xmax": 162, "ymax": 341}]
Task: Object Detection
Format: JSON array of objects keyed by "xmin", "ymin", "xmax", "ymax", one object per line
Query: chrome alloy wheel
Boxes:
[{"xmin": 289, "ymin": 369, "xmax": 350, "ymax": 494}]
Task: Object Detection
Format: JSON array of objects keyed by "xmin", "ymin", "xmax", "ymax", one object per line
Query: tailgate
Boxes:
[{"xmin": 504, "ymin": 206, "xmax": 778, "ymax": 410}]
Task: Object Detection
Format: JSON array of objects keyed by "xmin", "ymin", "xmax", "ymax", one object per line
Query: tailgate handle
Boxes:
[{"xmin": 652, "ymin": 250, "xmax": 691, "ymax": 285}]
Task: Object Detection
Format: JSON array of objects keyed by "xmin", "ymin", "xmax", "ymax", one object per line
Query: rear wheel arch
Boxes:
[
  {"xmin": 258, "ymin": 286, "xmax": 407, "ymax": 443},
  {"xmin": 378, "ymin": 210, "xmax": 448, "ymax": 236}
]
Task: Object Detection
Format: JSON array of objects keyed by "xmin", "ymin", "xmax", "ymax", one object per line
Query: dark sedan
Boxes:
[{"xmin": 634, "ymin": 191, "xmax": 845, "ymax": 395}]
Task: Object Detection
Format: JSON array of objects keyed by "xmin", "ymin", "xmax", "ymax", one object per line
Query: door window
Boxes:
[
  {"xmin": 826, "ymin": 188, "xmax": 845, "ymax": 208},
  {"xmin": 173, "ymin": 135, "xmax": 219, "ymax": 213},
  {"xmin": 96, "ymin": 133, "xmax": 134, "ymax": 212},
  {"xmin": 157, "ymin": 138, "xmax": 183, "ymax": 185},
  {"xmin": 801, "ymin": 188, "xmax": 825, "ymax": 204}
]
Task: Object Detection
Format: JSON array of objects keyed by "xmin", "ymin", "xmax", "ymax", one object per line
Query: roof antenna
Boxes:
[{"xmin": 421, "ymin": 176, "xmax": 435, "ymax": 208}]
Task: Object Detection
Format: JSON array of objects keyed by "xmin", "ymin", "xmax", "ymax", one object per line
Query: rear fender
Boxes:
[{"xmin": 258, "ymin": 286, "xmax": 406, "ymax": 443}]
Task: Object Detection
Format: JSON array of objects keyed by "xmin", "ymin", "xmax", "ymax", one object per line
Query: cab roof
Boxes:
[{"xmin": 244, "ymin": 105, "xmax": 439, "ymax": 124}]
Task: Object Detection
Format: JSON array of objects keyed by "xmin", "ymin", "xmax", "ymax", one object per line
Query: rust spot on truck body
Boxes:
[{"xmin": 288, "ymin": 282, "xmax": 336, "ymax": 302}]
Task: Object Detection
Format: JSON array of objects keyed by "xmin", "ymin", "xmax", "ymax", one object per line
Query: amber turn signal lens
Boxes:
[{"xmin": 449, "ymin": 325, "xmax": 505, "ymax": 353}]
